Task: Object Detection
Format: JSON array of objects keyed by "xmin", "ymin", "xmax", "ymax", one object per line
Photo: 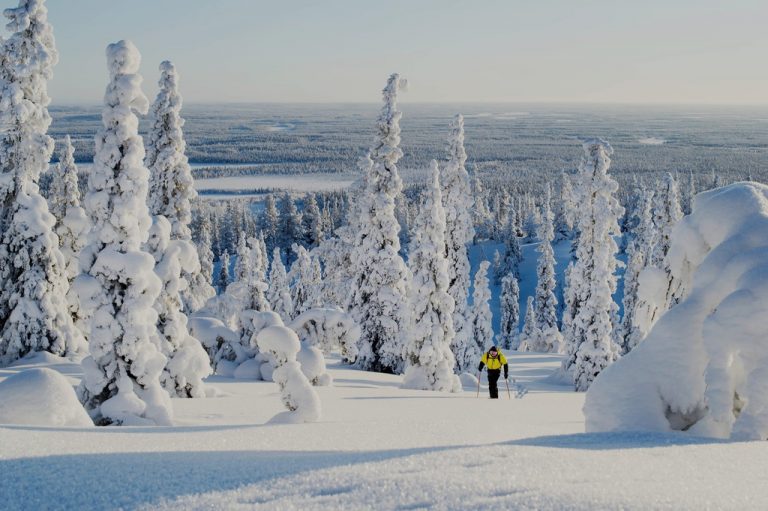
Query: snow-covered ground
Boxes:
[{"xmin": 3, "ymin": 351, "xmax": 767, "ymax": 510}]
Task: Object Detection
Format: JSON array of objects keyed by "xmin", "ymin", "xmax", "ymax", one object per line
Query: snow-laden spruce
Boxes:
[
  {"xmin": 256, "ymin": 324, "xmax": 321, "ymax": 423},
  {"xmin": 630, "ymin": 173, "xmax": 685, "ymax": 345},
  {"xmin": 49, "ymin": 136, "xmax": 90, "ymax": 282},
  {"xmin": 440, "ymin": 115, "xmax": 475, "ymax": 374},
  {"xmin": 289, "ymin": 244, "xmax": 321, "ymax": 318},
  {"xmin": 402, "ymin": 161, "xmax": 461, "ymax": 392},
  {"xmin": 195, "ymin": 213, "xmax": 215, "ymax": 289},
  {"xmin": 498, "ymin": 274, "xmax": 520, "ymax": 351},
  {"xmin": 518, "ymin": 296, "xmax": 536, "ymax": 352},
  {"xmin": 0, "ymin": 0, "xmax": 85, "ymax": 365},
  {"xmin": 585, "ymin": 183, "xmax": 768, "ymax": 441},
  {"xmin": 468, "ymin": 261, "xmax": 493, "ymax": 359},
  {"xmin": 530, "ymin": 185, "xmax": 562, "ymax": 353},
  {"xmin": 146, "ymin": 61, "xmax": 214, "ymax": 313},
  {"xmin": 267, "ymin": 247, "xmax": 294, "ymax": 319},
  {"xmin": 217, "ymin": 249, "xmax": 231, "ymax": 293},
  {"xmin": 554, "ymin": 171, "xmax": 576, "ymax": 241},
  {"xmin": 620, "ymin": 189, "xmax": 656, "ymax": 353},
  {"xmin": 347, "ymin": 74, "xmax": 411, "ymax": 374},
  {"xmin": 146, "ymin": 216, "xmax": 211, "ymax": 398},
  {"xmin": 561, "ymin": 139, "xmax": 623, "ymax": 391},
  {"xmin": 76, "ymin": 41, "xmax": 172, "ymax": 426}
]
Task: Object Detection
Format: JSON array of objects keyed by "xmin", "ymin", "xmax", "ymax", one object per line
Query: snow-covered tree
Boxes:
[
  {"xmin": 498, "ymin": 222, "xmax": 522, "ymax": 280},
  {"xmin": 145, "ymin": 60, "xmax": 213, "ymax": 313},
  {"xmin": 649, "ymin": 173, "xmax": 683, "ymax": 269},
  {"xmin": 531, "ymin": 185, "xmax": 562, "ymax": 353},
  {"xmin": 561, "ymin": 139, "xmax": 623, "ymax": 391},
  {"xmin": 49, "ymin": 136, "xmax": 89, "ymax": 282},
  {"xmin": 267, "ymin": 247, "xmax": 293, "ymax": 319},
  {"xmin": 620, "ymin": 190, "xmax": 655, "ymax": 353},
  {"xmin": 76, "ymin": 41, "xmax": 171, "ymax": 425},
  {"xmin": 347, "ymin": 74, "xmax": 411, "ymax": 374},
  {"xmin": 498, "ymin": 274, "xmax": 520, "ymax": 351},
  {"xmin": 146, "ymin": 216, "xmax": 211, "ymax": 398},
  {"xmin": 289, "ymin": 244, "xmax": 320, "ymax": 318},
  {"xmin": 470, "ymin": 168, "xmax": 492, "ymax": 241},
  {"xmin": 554, "ymin": 171, "xmax": 576, "ymax": 241},
  {"xmin": 233, "ymin": 231, "xmax": 250, "ymax": 282},
  {"xmin": 469, "ymin": 261, "xmax": 493, "ymax": 357},
  {"xmin": 278, "ymin": 193, "xmax": 302, "ymax": 258},
  {"xmin": 217, "ymin": 249, "xmax": 230, "ymax": 293},
  {"xmin": 518, "ymin": 296, "xmax": 536, "ymax": 352},
  {"xmin": 440, "ymin": 115, "xmax": 476, "ymax": 374},
  {"xmin": 261, "ymin": 193, "xmax": 279, "ymax": 253},
  {"xmin": 0, "ymin": 0, "xmax": 84, "ymax": 365},
  {"xmin": 302, "ymin": 193, "xmax": 323, "ymax": 247},
  {"xmin": 402, "ymin": 161, "xmax": 460, "ymax": 392},
  {"xmin": 196, "ymin": 213, "xmax": 215, "ymax": 287}
]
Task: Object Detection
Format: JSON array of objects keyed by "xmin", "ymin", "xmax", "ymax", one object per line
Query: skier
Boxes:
[{"xmin": 477, "ymin": 346, "xmax": 508, "ymax": 399}]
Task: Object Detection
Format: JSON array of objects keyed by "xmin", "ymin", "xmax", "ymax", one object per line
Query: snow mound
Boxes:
[
  {"xmin": 637, "ymin": 137, "xmax": 666, "ymax": 145},
  {"xmin": 0, "ymin": 368, "xmax": 93, "ymax": 427},
  {"xmin": 232, "ymin": 358, "xmax": 261, "ymax": 380},
  {"xmin": 585, "ymin": 182, "xmax": 768, "ymax": 440}
]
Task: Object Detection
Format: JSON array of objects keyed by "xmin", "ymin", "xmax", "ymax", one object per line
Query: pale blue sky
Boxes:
[{"xmin": 35, "ymin": 0, "xmax": 768, "ymax": 104}]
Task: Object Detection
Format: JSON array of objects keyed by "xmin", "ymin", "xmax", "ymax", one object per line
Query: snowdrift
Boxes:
[
  {"xmin": 0, "ymin": 368, "xmax": 93, "ymax": 427},
  {"xmin": 585, "ymin": 183, "xmax": 768, "ymax": 440}
]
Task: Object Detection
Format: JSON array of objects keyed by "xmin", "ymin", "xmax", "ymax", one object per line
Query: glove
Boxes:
[{"xmin": 504, "ymin": 373, "xmax": 509, "ymax": 380}]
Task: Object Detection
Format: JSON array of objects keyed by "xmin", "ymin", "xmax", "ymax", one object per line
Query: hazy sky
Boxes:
[{"xmin": 36, "ymin": 0, "xmax": 768, "ymax": 105}]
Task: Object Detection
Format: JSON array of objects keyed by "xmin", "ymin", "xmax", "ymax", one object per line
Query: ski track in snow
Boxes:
[{"xmin": 2, "ymin": 352, "xmax": 767, "ymax": 510}]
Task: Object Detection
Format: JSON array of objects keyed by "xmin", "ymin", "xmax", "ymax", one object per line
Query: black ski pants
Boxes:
[{"xmin": 487, "ymin": 369, "xmax": 501, "ymax": 399}]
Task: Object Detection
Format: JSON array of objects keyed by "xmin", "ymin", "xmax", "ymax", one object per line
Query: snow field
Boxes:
[{"xmin": 3, "ymin": 352, "xmax": 768, "ymax": 510}]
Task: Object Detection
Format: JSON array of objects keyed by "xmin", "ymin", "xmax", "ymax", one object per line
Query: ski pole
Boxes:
[
  {"xmin": 504, "ymin": 377, "xmax": 511, "ymax": 399},
  {"xmin": 476, "ymin": 372, "xmax": 481, "ymax": 398}
]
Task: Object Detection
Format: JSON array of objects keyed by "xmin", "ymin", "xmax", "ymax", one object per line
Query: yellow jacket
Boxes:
[{"xmin": 479, "ymin": 351, "xmax": 507, "ymax": 370}]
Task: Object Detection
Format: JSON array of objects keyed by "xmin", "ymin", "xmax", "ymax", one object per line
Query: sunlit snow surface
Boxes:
[{"xmin": 2, "ymin": 351, "xmax": 767, "ymax": 510}]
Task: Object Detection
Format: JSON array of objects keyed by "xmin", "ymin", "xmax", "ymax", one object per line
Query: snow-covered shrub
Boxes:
[
  {"xmin": 585, "ymin": 182, "xmax": 768, "ymax": 441},
  {"xmin": 296, "ymin": 343, "xmax": 332, "ymax": 386},
  {"xmin": 256, "ymin": 325, "xmax": 321, "ymax": 423},
  {"xmin": 288, "ymin": 308, "xmax": 359, "ymax": 363},
  {"xmin": 0, "ymin": 367, "xmax": 93, "ymax": 427},
  {"xmin": 187, "ymin": 315, "xmax": 239, "ymax": 365}
]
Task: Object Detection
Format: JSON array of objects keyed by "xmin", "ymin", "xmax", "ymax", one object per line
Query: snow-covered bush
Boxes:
[
  {"xmin": 288, "ymin": 308, "xmax": 359, "ymax": 363},
  {"xmin": 256, "ymin": 325, "xmax": 321, "ymax": 423},
  {"xmin": 296, "ymin": 343, "xmax": 332, "ymax": 386},
  {"xmin": 187, "ymin": 315, "xmax": 239, "ymax": 365},
  {"xmin": 0, "ymin": 367, "xmax": 93, "ymax": 427},
  {"xmin": 585, "ymin": 182, "xmax": 768, "ymax": 441}
]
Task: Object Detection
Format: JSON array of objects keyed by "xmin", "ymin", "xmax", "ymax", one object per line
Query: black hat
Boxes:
[{"xmin": 489, "ymin": 346, "xmax": 498, "ymax": 353}]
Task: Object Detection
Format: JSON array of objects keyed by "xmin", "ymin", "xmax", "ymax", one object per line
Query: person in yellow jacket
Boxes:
[{"xmin": 477, "ymin": 346, "xmax": 508, "ymax": 399}]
